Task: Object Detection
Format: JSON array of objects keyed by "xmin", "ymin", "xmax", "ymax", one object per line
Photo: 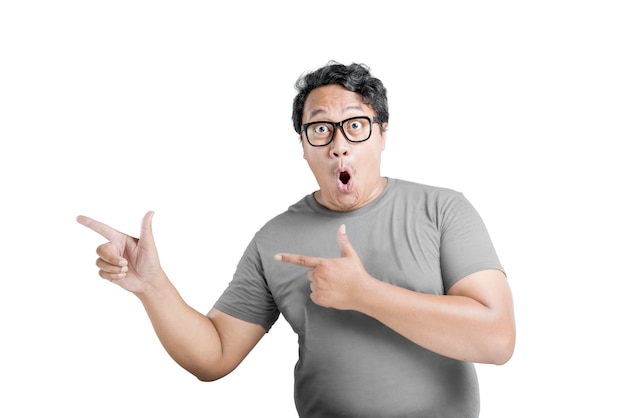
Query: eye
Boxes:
[
  {"xmin": 347, "ymin": 120, "xmax": 363, "ymax": 130},
  {"xmin": 314, "ymin": 125, "xmax": 328, "ymax": 134},
  {"xmin": 312, "ymin": 123, "xmax": 332, "ymax": 136}
]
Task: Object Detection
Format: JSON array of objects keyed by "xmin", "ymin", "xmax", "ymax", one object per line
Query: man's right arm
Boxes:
[
  {"xmin": 139, "ymin": 280, "xmax": 266, "ymax": 381},
  {"xmin": 76, "ymin": 212, "xmax": 265, "ymax": 381}
]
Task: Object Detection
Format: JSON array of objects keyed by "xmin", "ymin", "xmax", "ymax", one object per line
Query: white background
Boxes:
[{"xmin": 1, "ymin": 1, "xmax": 624, "ymax": 416}]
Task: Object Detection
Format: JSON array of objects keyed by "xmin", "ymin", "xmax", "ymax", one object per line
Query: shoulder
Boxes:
[
  {"xmin": 389, "ymin": 178, "xmax": 465, "ymax": 205},
  {"xmin": 391, "ymin": 177, "xmax": 458, "ymax": 194},
  {"xmin": 251, "ymin": 193, "xmax": 317, "ymax": 240}
]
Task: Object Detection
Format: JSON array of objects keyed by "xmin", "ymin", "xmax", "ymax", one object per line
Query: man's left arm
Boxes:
[
  {"xmin": 275, "ymin": 224, "xmax": 516, "ymax": 365},
  {"xmin": 355, "ymin": 267, "xmax": 515, "ymax": 364}
]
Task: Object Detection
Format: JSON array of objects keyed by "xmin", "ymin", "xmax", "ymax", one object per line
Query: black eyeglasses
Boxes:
[{"xmin": 300, "ymin": 116, "xmax": 381, "ymax": 147}]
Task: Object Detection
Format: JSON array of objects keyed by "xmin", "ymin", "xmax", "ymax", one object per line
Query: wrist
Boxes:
[{"xmin": 135, "ymin": 271, "xmax": 173, "ymax": 301}]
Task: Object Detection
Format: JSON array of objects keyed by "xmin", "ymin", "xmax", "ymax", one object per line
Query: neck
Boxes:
[{"xmin": 314, "ymin": 177, "xmax": 388, "ymax": 212}]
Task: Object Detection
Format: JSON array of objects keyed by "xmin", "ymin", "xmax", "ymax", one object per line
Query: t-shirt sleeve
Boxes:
[
  {"xmin": 439, "ymin": 192, "xmax": 504, "ymax": 292},
  {"xmin": 213, "ymin": 238, "xmax": 280, "ymax": 332}
]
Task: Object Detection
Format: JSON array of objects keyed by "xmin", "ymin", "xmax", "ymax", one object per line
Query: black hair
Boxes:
[{"xmin": 291, "ymin": 61, "xmax": 389, "ymax": 134}]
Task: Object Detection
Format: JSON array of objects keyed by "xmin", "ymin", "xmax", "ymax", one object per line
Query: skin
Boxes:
[
  {"xmin": 275, "ymin": 225, "xmax": 515, "ymax": 364},
  {"xmin": 281, "ymin": 85, "xmax": 515, "ymax": 363},
  {"xmin": 300, "ymin": 84, "xmax": 389, "ymax": 212},
  {"xmin": 76, "ymin": 212, "xmax": 265, "ymax": 381},
  {"xmin": 77, "ymin": 84, "xmax": 515, "ymax": 382}
]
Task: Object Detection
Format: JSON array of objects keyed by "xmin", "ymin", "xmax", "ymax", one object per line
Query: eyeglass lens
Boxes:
[{"xmin": 305, "ymin": 117, "xmax": 373, "ymax": 146}]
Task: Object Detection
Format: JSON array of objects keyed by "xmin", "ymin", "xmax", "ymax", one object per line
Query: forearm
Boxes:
[
  {"xmin": 355, "ymin": 277, "xmax": 515, "ymax": 365},
  {"xmin": 136, "ymin": 276, "xmax": 226, "ymax": 381}
]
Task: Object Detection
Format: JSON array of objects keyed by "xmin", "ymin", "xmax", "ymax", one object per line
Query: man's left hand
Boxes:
[{"xmin": 274, "ymin": 225, "xmax": 372, "ymax": 310}]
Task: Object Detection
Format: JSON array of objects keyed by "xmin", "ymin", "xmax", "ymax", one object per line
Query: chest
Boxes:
[{"xmin": 263, "ymin": 214, "xmax": 444, "ymax": 335}]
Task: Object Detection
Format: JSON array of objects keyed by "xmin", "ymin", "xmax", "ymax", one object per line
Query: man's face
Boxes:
[{"xmin": 301, "ymin": 84, "xmax": 387, "ymax": 212}]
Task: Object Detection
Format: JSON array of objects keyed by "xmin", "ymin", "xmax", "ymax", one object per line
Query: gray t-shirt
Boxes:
[{"xmin": 214, "ymin": 178, "xmax": 503, "ymax": 417}]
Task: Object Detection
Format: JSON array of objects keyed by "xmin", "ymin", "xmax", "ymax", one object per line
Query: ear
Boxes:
[
  {"xmin": 301, "ymin": 138, "xmax": 308, "ymax": 159},
  {"xmin": 380, "ymin": 122, "xmax": 388, "ymax": 150}
]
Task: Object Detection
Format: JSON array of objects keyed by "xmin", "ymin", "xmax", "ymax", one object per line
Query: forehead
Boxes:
[{"xmin": 303, "ymin": 84, "xmax": 373, "ymax": 121}]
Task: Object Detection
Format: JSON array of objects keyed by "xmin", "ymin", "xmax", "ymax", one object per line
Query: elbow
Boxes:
[
  {"xmin": 492, "ymin": 345, "xmax": 514, "ymax": 366},
  {"xmin": 196, "ymin": 374, "xmax": 220, "ymax": 383},
  {"xmin": 188, "ymin": 366, "xmax": 229, "ymax": 383},
  {"xmin": 194, "ymin": 370, "xmax": 226, "ymax": 382},
  {"xmin": 485, "ymin": 307, "xmax": 516, "ymax": 365},
  {"xmin": 489, "ymin": 326, "xmax": 516, "ymax": 365},
  {"xmin": 177, "ymin": 353, "xmax": 232, "ymax": 382}
]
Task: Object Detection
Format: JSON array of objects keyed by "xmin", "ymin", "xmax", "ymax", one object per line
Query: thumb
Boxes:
[
  {"xmin": 139, "ymin": 211, "xmax": 156, "ymax": 248},
  {"xmin": 337, "ymin": 224, "xmax": 356, "ymax": 258}
]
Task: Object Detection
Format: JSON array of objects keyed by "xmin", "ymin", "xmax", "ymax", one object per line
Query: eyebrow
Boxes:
[{"xmin": 308, "ymin": 105, "xmax": 365, "ymax": 120}]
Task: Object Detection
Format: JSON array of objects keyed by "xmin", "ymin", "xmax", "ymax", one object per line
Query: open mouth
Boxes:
[{"xmin": 339, "ymin": 171, "xmax": 351, "ymax": 185}]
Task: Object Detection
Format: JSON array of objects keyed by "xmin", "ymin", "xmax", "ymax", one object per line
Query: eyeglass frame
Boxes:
[{"xmin": 300, "ymin": 115, "xmax": 382, "ymax": 147}]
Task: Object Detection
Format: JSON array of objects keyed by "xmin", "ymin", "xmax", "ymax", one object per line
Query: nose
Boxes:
[{"xmin": 329, "ymin": 127, "xmax": 350, "ymax": 157}]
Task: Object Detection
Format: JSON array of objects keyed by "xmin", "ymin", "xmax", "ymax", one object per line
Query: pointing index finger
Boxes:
[
  {"xmin": 76, "ymin": 215, "xmax": 123, "ymax": 242},
  {"xmin": 274, "ymin": 253, "xmax": 322, "ymax": 268}
]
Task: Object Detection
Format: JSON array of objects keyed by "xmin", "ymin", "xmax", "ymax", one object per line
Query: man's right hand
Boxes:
[
  {"xmin": 76, "ymin": 211, "xmax": 166, "ymax": 294},
  {"xmin": 77, "ymin": 211, "xmax": 267, "ymax": 381}
]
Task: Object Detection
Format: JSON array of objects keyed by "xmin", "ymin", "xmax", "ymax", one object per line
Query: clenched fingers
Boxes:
[
  {"xmin": 95, "ymin": 256, "xmax": 128, "ymax": 281},
  {"xmin": 94, "ymin": 242, "xmax": 128, "ymax": 280},
  {"xmin": 95, "ymin": 241, "xmax": 128, "ymax": 267}
]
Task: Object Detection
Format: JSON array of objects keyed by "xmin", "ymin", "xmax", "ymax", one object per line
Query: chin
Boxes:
[{"xmin": 330, "ymin": 194, "xmax": 362, "ymax": 212}]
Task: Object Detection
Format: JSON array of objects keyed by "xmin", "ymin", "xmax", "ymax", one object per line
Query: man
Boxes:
[{"xmin": 77, "ymin": 62, "xmax": 515, "ymax": 417}]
